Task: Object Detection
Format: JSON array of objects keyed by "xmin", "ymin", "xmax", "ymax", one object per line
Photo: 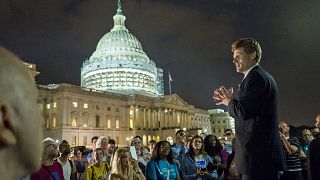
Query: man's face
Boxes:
[
  {"xmin": 107, "ymin": 144, "xmax": 115, "ymax": 154},
  {"xmin": 224, "ymin": 131, "xmax": 234, "ymax": 140},
  {"xmin": 315, "ymin": 115, "xmax": 320, "ymax": 128},
  {"xmin": 59, "ymin": 142, "xmax": 71, "ymax": 156},
  {"xmin": 18, "ymin": 73, "xmax": 43, "ymax": 172},
  {"xmin": 311, "ymin": 127, "xmax": 320, "ymax": 136},
  {"xmin": 177, "ymin": 131, "xmax": 187, "ymax": 144},
  {"xmin": 279, "ymin": 122, "xmax": 289, "ymax": 134},
  {"xmin": 92, "ymin": 139, "xmax": 97, "ymax": 149},
  {"xmin": 233, "ymin": 47, "xmax": 256, "ymax": 74}
]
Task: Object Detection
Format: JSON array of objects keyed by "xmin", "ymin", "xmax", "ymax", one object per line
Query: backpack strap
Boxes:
[
  {"xmin": 69, "ymin": 159, "xmax": 73, "ymax": 169},
  {"xmin": 91, "ymin": 166, "xmax": 94, "ymax": 180}
]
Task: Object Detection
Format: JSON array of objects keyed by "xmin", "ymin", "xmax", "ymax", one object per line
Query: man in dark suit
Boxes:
[{"xmin": 213, "ymin": 38, "xmax": 284, "ymax": 180}]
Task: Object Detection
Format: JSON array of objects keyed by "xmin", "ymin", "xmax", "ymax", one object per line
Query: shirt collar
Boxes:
[{"xmin": 243, "ymin": 64, "xmax": 259, "ymax": 80}]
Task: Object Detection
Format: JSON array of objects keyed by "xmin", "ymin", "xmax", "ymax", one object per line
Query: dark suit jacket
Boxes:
[
  {"xmin": 228, "ymin": 65, "xmax": 284, "ymax": 175},
  {"xmin": 310, "ymin": 133, "xmax": 320, "ymax": 180}
]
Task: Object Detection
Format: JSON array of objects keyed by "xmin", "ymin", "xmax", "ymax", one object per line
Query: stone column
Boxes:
[
  {"xmin": 148, "ymin": 108, "xmax": 151, "ymax": 129},
  {"xmin": 143, "ymin": 108, "xmax": 147, "ymax": 129}
]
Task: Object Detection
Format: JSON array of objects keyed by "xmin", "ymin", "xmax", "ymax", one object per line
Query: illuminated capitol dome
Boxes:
[{"xmin": 81, "ymin": 1, "xmax": 164, "ymax": 97}]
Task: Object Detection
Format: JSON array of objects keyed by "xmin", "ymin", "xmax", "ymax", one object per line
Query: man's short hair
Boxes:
[
  {"xmin": 224, "ymin": 129, "xmax": 233, "ymax": 134},
  {"xmin": 133, "ymin": 135, "xmax": 142, "ymax": 141},
  {"xmin": 91, "ymin": 136, "xmax": 98, "ymax": 143},
  {"xmin": 231, "ymin": 37, "xmax": 262, "ymax": 63},
  {"xmin": 279, "ymin": 120, "xmax": 287, "ymax": 125},
  {"xmin": 59, "ymin": 140, "xmax": 70, "ymax": 150},
  {"xmin": 108, "ymin": 139, "xmax": 116, "ymax": 145},
  {"xmin": 175, "ymin": 129, "xmax": 185, "ymax": 136}
]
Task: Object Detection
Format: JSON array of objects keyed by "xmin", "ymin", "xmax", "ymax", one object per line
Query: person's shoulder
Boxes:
[
  {"xmin": 310, "ymin": 137, "xmax": 320, "ymax": 146},
  {"xmin": 53, "ymin": 161, "xmax": 62, "ymax": 167}
]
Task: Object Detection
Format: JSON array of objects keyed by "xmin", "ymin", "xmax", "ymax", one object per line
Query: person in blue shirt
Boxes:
[
  {"xmin": 181, "ymin": 135, "xmax": 218, "ymax": 180},
  {"xmin": 146, "ymin": 140, "xmax": 181, "ymax": 180},
  {"xmin": 171, "ymin": 130, "xmax": 188, "ymax": 161}
]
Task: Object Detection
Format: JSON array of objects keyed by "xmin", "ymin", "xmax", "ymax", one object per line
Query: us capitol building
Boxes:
[{"xmin": 36, "ymin": 1, "xmax": 212, "ymax": 147}]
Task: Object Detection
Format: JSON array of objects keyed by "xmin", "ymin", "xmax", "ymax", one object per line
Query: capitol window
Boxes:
[
  {"xmin": 83, "ymin": 121, "xmax": 88, "ymax": 127},
  {"xmin": 52, "ymin": 115, "xmax": 56, "ymax": 128},
  {"xmin": 83, "ymin": 103, "xmax": 88, "ymax": 109},
  {"xmin": 107, "ymin": 120, "xmax": 111, "ymax": 128},
  {"xmin": 72, "ymin": 119, "xmax": 77, "ymax": 127},
  {"xmin": 73, "ymin": 102, "xmax": 78, "ymax": 108},
  {"xmin": 96, "ymin": 115, "xmax": 100, "ymax": 127},
  {"xmin": 130, "ymin": 119, "xmax": 134, "ymax": 129},
  {"xmin": 46, "ymin": 104, "xmax": 51, "ymax": 110},
  {"xmin": 116, "ymin": 120, "xmax": 119, "ymax": 129},
  {"xmin": 53, "ymin": 102, "xmax": 57, "ymax": 108}
]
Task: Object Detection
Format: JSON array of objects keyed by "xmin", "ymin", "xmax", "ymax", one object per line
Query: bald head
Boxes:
[
  {"xmin": 0, "ymin": 47, "xmax": 42, "ymax": 178},
  {"xmin": 0, "ymin": 47, "xmax": 36, "ymax": 105}
]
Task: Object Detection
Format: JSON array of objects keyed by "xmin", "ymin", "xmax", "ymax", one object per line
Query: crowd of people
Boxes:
[
  {"xmin": 20, "ymin": 121, "xmax": 320, "ymax": 180},
  {"xmin": 21, "ymin": 128, "xmax": 237, "ymax": 180}
]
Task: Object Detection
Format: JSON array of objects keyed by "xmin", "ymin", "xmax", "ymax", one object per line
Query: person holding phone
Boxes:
[
  {"xmin": 180, "ymin": 135, "xmax": 218, "ymax": 180},
  {"xmin": 109, "ymin": 148, "xmax": 145, "ymax": 180}
]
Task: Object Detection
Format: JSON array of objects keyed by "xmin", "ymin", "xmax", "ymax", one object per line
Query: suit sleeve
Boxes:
[{"xmin": 228, "ymin": 72, "xmax": 268, "ymax": 120}]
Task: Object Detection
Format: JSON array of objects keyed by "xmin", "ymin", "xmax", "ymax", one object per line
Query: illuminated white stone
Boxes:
[{"xmin": 81, "ymin": 1, "xmax": 163, "ymax": 97}]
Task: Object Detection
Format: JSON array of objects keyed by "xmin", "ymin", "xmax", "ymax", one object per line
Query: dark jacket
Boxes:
[
  {"xmin": 228, "ymin": 65, "xmax": 284, "ymax": 175},
  {"xmin": 310, "ymin": 133, "xmax": 320, "ymax": 180}
]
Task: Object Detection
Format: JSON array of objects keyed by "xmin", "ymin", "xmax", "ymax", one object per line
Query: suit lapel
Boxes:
[{"xmin": 239, "ymin": 65, "xmax": 261, "ymax": 90}]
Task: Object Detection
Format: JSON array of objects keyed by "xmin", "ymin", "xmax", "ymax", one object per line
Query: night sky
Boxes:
[{"xmin": 1, "ymin": 0, "xmax": 319, "ymax": 126}]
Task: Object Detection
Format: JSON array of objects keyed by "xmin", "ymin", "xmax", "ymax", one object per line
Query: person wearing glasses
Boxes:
[
  {"xmin": 171, "ymin": 130, "xmax": 188, "ymax": 161},
  {"xmin": 31, "ymin": 138, "xmax": 64, "ymax": 180},
  {"xmin": 146, "ymin": 141, "xmax": 181, "ymax": 180},
  {"xmin": 223, "ymin": 129, "xmax": 234, "ymax": 155},
  {"xmin": 180, "ymin": 135, "xmax": 218, "ymax": 180}
]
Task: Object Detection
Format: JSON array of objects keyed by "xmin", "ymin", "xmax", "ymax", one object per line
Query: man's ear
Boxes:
[
  {"xmin": 0, "ymin": 101, "xmax": 17, "ymax": 148},
  {"xmin": 250, "ymin": 51, "xmax": 257, "ymax": 61}
]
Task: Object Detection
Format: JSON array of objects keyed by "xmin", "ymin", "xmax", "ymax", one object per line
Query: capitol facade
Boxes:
[{"xmin": 37, "ymin": 1, "xmax": 211, "ymax": 147}]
